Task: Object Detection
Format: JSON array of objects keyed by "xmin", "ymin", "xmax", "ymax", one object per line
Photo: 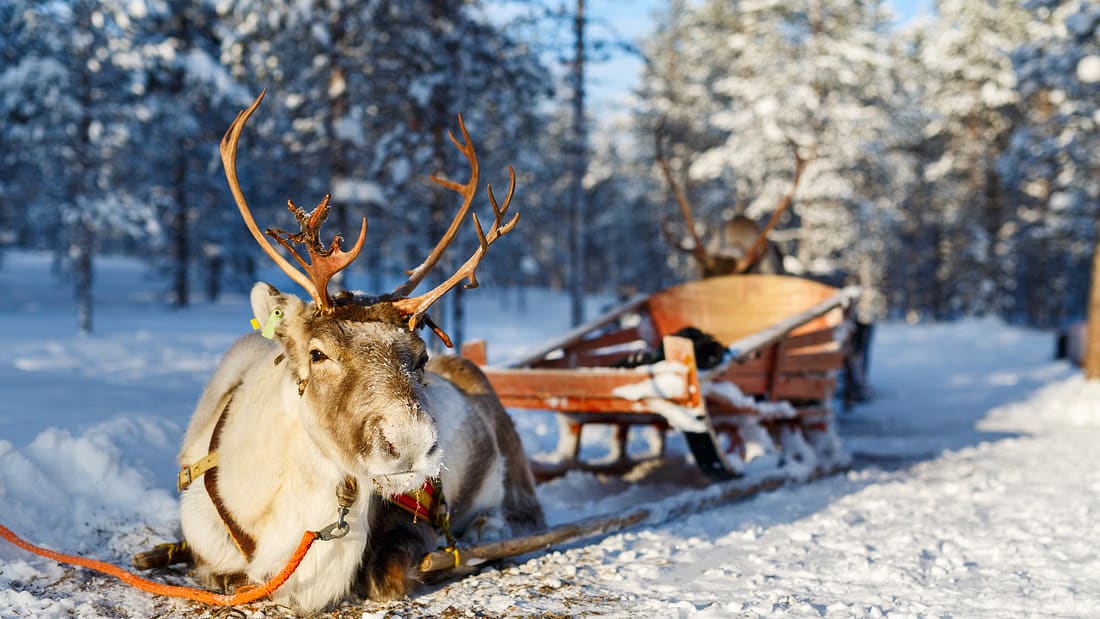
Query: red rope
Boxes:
[{"xmin": 0, "ymin": 522, "xmax": 316, "ymax": 606}]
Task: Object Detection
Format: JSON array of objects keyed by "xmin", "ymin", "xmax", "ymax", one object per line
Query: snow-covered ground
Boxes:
[{"xmin": 1, "ymin": 250, "xmax": 1096, "ymax": 618}]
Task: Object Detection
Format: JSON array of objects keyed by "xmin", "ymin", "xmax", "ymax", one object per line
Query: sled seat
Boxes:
[{"xmin": 463, "ymin": 275, "xmax": 860, "ymax": 481}]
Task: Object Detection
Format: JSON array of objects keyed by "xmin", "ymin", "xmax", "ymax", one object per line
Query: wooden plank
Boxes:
[
  {"xmin": 784, "ymin": 328, "xmax": 840, "ymax": 350},
  {"xmin": 505, "ymin": 296, "xmax": 649, "ymax": 368},
  {"xmin": 485, "ymin": 366, "xmax": 690, "ymax": 410},
  {"xmin": 645, "ymin": 275, "xmax": 850, "ymax": 344},
  {"xmin": 487, "ymin": 369, "xmax": 660, "ymax": 399},
  {"xmin": 460, "ymin": 339, "xmax": 487, "ymax": 366},
  {"xmin": 778, "ymin": 350, "xmax": 846, "ymax": 373},
  {"xmin": 701, "ymin": 399, "xmax": 761, "ymax": 416},
  {"xmin": 723, "ymin": 375, "xmax": 769, "ymax": 396},
  {"xmin": 662, "ymin": 336, "xmax": 702, "ymax": 408},
  {"xmin": 772, "ymin": 375, "xmax": 836, "ymax": 401},
  {"xmin": 498, "ymin": 395, "xmax": 666, "ymax": 414},
  {"xmin": 700, "ymin": 286, "xmax": 859, "ymax": 381},
  {"xmin": 563, "ymin": 326, "xmax": 647, "ymax": 356},
  {"xmin": 789, "ymin": 309, "xmax": 844, "ymax": 336},
  {"xmin": 714, "ymin": 366, "xmax": 770, "ymax": 381},
  {"xmin": 573, "ymin": 351, "xmax": 646, "ymax": 368},
  {"xmin": 530, "ymin": 353, "xmax": 644, "ymax": 369},
  {"xmin": 717, "ymin": 349, "xmax": 774, "ymax": 375}
]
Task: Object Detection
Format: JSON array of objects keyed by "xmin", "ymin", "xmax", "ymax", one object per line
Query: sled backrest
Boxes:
[
  {"xmin": 506, "ymin": 275, "xmax": 850, "ymax": 371},
  {"xmin": 644, "ymin": 274, "xmax": 844, "ymax": 345}
]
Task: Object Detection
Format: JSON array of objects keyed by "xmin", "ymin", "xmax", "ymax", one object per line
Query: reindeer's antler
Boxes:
[
  {"xmin": 390, "ymin": 116, "xmax": 519, "ymax": 343},
  {"xmin": 739, "ymin": 137, "xmax": 810, "ymax": 271},
  {"xmin": 655, "ymin": 123, "xmax": 712, "ymax": 273},
  {"xmin": 220, "ymin": 90, "xmax": 368, "ymax": 314}
]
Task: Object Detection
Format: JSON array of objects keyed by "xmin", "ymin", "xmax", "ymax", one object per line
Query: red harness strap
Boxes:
[{"xmin": 390, "ymin": 479, "xmax": 438, "ymax": 523}]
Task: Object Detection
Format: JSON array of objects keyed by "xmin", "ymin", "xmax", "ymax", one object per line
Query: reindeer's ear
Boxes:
[{"xmin": 250, "ymin": 283, "xmax": 306, "ymax": 339}]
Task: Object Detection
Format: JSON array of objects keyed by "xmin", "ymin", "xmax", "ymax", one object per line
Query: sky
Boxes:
[{"xmin": 584, "ymin": 0, "xmax": 935, "ymax": 117}]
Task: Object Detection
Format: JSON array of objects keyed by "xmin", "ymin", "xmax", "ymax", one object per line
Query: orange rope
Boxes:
[{"xmin": 0, "ymin": 522, "xmax": 316, "ymax": 606}]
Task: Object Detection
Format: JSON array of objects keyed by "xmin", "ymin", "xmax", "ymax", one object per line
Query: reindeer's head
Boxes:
[
  {"xmin": 221, "ymin": 90, "xmax": 517, "ymax": 495},
  {"xmin": 655, "ymin": 125, "xmax": 807, "ymax": 277}
]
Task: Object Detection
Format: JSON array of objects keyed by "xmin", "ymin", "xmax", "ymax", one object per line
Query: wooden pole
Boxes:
[
  {"xmin": 418, "ymin": 466, "xmax": 848, "ymax": 574},
  {"xmin": 1084, "ymin": 238, "xmax": 1100, "ymax": 379}
]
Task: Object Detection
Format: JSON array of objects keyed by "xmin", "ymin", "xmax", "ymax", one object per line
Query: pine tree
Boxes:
[
  {"xmin": 0, "ymin": 1, "xmax": 163, "ymax": 332},
  {"xmin": 915, "ymin": 0, "xmax": 1041, "ymax": 318},
  {"xmin": 1000, "ymin": 1, "xmax": 1100, "ymax": 328}
]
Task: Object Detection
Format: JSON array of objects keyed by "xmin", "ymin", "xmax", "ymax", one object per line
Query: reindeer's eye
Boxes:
[
  {"xmin": 310, "ymin": 349, "xmax": 329, "ymax": 363},
  {"xmin": 414, "ymin": 352, "xmax": 429, "ymax": 372}
]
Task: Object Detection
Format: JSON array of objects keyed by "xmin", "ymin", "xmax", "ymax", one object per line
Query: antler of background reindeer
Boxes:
[
  {"xmin": 220, "ymin": 90, "xmax": 518, "ymax": 345},
  {"xmin": 655, "ymin": 123, "xmax": 810, "ymax": 274},
  {"xmin": 654, "ymin": 124, "xmax": 710, "ymax": 270}
]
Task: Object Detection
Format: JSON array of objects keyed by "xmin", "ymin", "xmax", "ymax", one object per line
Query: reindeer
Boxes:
[
  {"xmin": 656, "ymin": 128, "xmax": 808, "ymax": 277},
  {"xmin": 177, "ymin": 91, "xmax": 545, "ymax": 613}
]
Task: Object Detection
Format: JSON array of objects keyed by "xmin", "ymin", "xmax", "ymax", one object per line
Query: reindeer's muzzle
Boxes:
[{"xmin": 366, "ymin": 412, "xmax": 441, "ymax": 494}]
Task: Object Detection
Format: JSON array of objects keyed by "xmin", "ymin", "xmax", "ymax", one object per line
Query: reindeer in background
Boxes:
[
  {"xmin": 176, "ymin": 91, "xmax": 544, "ymax": 613},
  {"xmin": 656, "ymin": 127, "xmax": 809, "ymax": 277}
]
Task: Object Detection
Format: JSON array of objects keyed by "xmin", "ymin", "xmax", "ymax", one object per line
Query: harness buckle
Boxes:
[
  {"xmin": 316, "ymin": 506, "xmax": 351, "ymax": 541},
  {"xmin": 177, "ymin": 468, "xmax": 193, "ymax": 493}
]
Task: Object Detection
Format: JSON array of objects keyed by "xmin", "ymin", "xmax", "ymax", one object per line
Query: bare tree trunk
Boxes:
[
  {"xmin": 367, "ymin": 200, "xmax": 383, "ymax": 293},
  {"xmin": 448, "ymin": 10, "xmax": 469, "ymax": 349},
  {"xmin": 568, "ymin": 0, "xmax": 588, "ymax": 327},
  {"xmin": 72, "ymin": 0, "xmax": 95, "ymax": 334},
  {"xmin": 327, "ymin": 60, "xmax": 350, "ymax": 291},
  {"xmin": 74, "ymin": 220, "xmax": 93, "ymax": 335},
  {"xmin": 452, "ymin": 283, "xmax": 465, "ymax": 350},
  {"xmin": 425, "ymin": 0, "xmax": 459, "ymax": 350},
  {"xmin": 205, "ymin": 251, "xmax": 222, "ymax": 302},
  {"xmin": 171, "ymin": 153, "xmax": 190, "ymax": 306},
  {"xmin": 1084, "ymin": 234, "xmax": 1100, "ymax": 379},
  {"xmin": 169, "ymin": 10, "xmax": 192, "ymax": 307}
]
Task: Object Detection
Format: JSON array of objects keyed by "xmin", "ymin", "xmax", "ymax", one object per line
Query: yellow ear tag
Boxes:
[
  {"xmin": 250, "ymin": 318, "xmax": 261, "ymax": 331},
  {"xmin": 260, "ymin": 308, "xmax": 284, "ymax": 339}
]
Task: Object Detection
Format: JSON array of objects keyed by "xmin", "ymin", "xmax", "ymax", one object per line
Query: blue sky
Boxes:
[{"xmin": 585, "ymin": 0, "xmax": 934, "ymax": 115}]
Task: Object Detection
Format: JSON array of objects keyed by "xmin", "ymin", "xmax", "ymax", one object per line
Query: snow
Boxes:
[
  {"xmin": 0, "ymin": 250, "xmax": 1096, "ymax": 617},
  {"xmin": 1077, "ymin": 55, "xmax": 1100, "ymax": 83}
]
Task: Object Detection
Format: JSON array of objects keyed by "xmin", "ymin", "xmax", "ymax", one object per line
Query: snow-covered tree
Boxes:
[
  {"xmin": 0, "ymin": 0, "xmax": 165, "ymax": 332},
  {"xmin": 124, "ymin": 0, "xmax": 248, "ymax": 306},
  {"xmin": 914, "ymin": 0, "xmax": 1046, "ymax": 319},
  {"xmin": 999, "ymin": 0, "xmax": 1100, "ymax": 327}
]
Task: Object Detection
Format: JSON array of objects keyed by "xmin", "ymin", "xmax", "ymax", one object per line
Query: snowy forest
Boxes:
[{"xmin": 2, "ymin": 0, "xmax": 1099, "ymax": 336}]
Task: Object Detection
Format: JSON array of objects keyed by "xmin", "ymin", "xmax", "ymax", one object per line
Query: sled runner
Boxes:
[{"xmin": 462, "ymin": 274, "xmax": 861, "ymax": 480}]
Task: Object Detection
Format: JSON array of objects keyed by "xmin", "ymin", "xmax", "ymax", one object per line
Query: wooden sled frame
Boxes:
[{"xmin": 463, "ymin": 275, "xmax": 861, "ymax": 481}]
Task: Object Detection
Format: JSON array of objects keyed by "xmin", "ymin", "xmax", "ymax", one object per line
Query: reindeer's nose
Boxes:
[
  {"xmin": 377, "ymin": 416, "xmax": 438, "ymax": 472},
  {"xmin": 379, "ymin": 435, "xmax": 401, "ymax": 460}
]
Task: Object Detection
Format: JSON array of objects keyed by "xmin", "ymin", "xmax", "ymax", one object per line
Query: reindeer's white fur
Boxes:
[{"xmin": 178, "ymin": 284, "xmax": 542, "ymax": 612}]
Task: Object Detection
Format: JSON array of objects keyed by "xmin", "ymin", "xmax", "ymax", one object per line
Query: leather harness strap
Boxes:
[
  {"xmin": 176, "ymin": 386, "xmax": 259, "ymax": 561},
  {"xmin": 390, "ymin": 479, "xmax": 438, "ymax": 523},
  {"xmin": 389, "ymin": 479, "xmax": 457, "ymax": 554},
  {"xmin": 203, "ymin": 396, "xmax": 259, "ymax": 560},
  {"xmin": 177, "ymin": 453, "xmax": 217, "ymax": 492}
]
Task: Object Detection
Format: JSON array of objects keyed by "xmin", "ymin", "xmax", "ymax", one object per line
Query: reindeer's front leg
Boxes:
[{"xmin": 358, "ymin": 497, "xmax": 438, "ymax": 601}]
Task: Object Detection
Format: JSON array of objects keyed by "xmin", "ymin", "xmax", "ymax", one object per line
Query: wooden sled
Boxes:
[{"xmin": 462, "ymin": 274, "xmax": 861, "ymax": 481}]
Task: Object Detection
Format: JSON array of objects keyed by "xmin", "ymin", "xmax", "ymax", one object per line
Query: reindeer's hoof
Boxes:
[{"xmin": 362, "ymin": 550, "xmax": 419, "ymax": 601}]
